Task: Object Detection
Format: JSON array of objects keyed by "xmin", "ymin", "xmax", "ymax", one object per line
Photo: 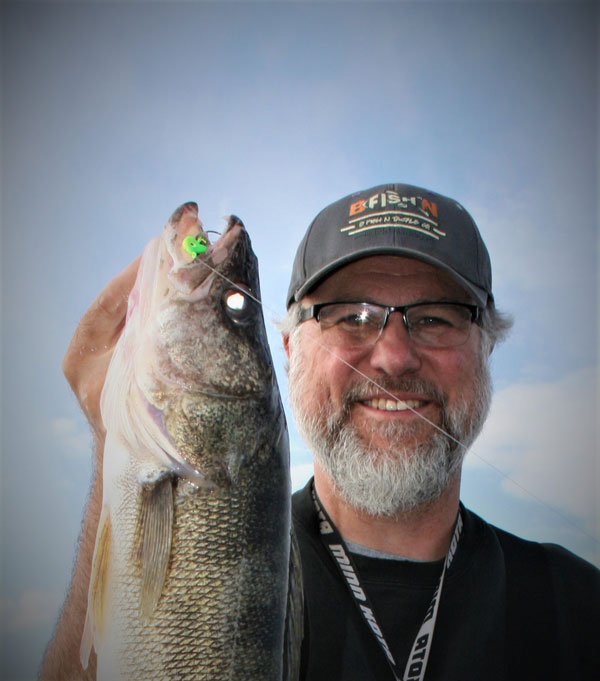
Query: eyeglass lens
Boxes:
[{"xmin": 317, "ymin": 302, "xmax": 474, "ymax": 348}]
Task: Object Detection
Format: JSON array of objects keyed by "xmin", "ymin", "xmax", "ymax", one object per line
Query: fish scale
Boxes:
[
  {"xmin": 111, "ymin": 487, "xmax": 280, "ymax": 679},
  {"xmin": 81, "ymin": 203, "xmax": 302, "ymax": 680}
]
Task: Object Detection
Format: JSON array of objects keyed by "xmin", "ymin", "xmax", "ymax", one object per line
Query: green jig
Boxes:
[{"xmin": 182, "ymin": 235, "xmax": 208, "ymax": 259}]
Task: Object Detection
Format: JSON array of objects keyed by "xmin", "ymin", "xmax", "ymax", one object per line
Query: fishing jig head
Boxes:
[{"xmin": 182, "ymin": 235, "xmax": 208, "ymax": 259}]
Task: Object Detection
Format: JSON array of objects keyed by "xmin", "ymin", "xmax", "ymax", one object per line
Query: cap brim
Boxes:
[{"xmin": 292, "ymin": 247, "xmax": 490, "ymax": 307}]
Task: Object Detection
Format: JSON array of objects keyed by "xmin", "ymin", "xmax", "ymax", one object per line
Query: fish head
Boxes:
[{"xmin": 113, "ymin": 202, "xmax": 283, "ymax": 487}]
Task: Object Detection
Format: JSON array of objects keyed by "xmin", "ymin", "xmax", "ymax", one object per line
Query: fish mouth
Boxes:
[
  {"xmin": 165, "ymin": 203, "xmax": 248, "ymax": 296},
  {"xmin": 170, "ymin": 202, "xmax": 245, "ymax": 264}
]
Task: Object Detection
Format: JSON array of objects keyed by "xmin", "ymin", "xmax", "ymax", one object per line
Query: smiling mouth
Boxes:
[{"xmin": 361, "ymin": 398, "xmax": 426, "ymax": 412}]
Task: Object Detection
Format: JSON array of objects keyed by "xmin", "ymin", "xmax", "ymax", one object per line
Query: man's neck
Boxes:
[{"xmin": 313, "ymin": 464, "xmax": 461, "ymax": 562}]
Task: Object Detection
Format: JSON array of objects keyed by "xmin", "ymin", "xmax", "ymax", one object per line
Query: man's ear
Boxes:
[{"xmin": 282, "ymin": 333, "xmax": 291, "ymax": 359}]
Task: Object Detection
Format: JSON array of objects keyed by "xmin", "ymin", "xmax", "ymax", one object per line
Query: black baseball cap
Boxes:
[{"xmin": 287, "ymin": 183, "xmax": 492, "ymax": 308}]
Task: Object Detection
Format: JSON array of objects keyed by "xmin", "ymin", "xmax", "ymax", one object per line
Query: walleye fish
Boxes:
[{"xmin": 81, "ymin": 202, "xmax": 302, "ymax": 680}]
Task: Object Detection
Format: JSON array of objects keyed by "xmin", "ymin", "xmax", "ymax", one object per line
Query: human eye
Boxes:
[
  {"xmin": 319, "ymin": 303, "xmax": 364, "ymax": 327},
  {"xmin": 413, "ymin": 312, "xmax": 453, "ymax": 328},
  {"xmin": 409, "ymin": 304, "xmax": 469, "ymax": 330},
  {"xmin": 406, "ymin": 303, "xmax": 475, "ymax": 348},
  {"xmin": 342, "ymin": 309, "xmax": 373, "ymax": 329},
  {"xmin": 319, "ymin": 303, "xmax": 381, "ymax": 333}
]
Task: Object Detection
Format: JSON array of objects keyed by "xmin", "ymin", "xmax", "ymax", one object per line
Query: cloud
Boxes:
[
  {"xmin": 1, "ymin": 589, "xmax": 62, "ymax": 635},
  {"xmin": 467, "ymin": 367, "xmax": 597, "ymax": 525}
]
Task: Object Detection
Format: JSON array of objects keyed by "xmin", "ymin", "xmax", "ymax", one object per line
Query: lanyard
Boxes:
[{"xmin": 311, "ymin": 482, "xmax": 463, "ymax": 681}]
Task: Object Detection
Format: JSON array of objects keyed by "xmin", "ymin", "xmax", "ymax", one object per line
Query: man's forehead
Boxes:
[{"xmin": 306, "ymin": 255, "xmax": 473, "ymax": 302}]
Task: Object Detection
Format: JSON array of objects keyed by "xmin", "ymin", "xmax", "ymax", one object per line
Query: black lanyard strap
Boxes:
[{"xmin": 311, "ymin": 482, "xmax": 463, "ymax": 681}]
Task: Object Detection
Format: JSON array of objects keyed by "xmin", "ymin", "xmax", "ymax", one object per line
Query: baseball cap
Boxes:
[{"xmin": 287, "ymin": 183, "xmax": 492, "ymax": 308}]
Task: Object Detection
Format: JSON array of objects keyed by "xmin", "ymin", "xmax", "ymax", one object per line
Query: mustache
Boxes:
[{"xmin": 340, "ymin": 376, "xmax": 448, "ymax": 408}]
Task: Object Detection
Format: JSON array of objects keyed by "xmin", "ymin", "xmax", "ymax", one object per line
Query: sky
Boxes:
[{"xmin": 1, "ymin": 1, "xmax": 598, "ymax": 679}]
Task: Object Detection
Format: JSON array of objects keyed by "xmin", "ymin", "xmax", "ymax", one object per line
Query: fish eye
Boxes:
[
  {"xmin": 223, "ymin": 288, "xmax": 254, "ymax": 324},
  {"xmin": 225, "ymin": 291, "xmax": 246, "ymax": 311}
]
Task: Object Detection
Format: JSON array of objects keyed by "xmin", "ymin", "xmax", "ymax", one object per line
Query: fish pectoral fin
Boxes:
[
  {"xmin": 283, "ymin": 527, "xmax": 304, "ymax": 681},
  {"xmin": 139, "ymin": 474, "xmax": 174, "ymax": 622},
  {"xmin": 80, "ymin": 505, "xmax": 112, "ymax": 669}
]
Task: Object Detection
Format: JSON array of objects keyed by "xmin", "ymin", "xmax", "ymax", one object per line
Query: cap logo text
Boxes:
[{"xmin": 343, "ymin": 190, "xmax": 446, "ymax": 240}]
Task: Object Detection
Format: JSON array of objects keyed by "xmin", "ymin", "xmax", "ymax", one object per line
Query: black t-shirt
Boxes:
[{"xmin": 292, "ymin": 479, "xmax": 600, "ymax": 681}]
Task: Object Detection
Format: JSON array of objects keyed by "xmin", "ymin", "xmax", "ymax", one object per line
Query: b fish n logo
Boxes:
[{"xmin": 341, "ymin": 190, "xmax": 446, "ymax": 240}]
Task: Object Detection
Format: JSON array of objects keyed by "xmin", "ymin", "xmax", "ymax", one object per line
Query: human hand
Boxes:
[{"xmin": 62, "ymin": 256, "xmax": 141, "ymax": 440}]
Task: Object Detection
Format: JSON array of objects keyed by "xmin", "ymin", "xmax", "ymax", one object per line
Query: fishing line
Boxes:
[{"xmin": 197, "ymin": 255, "xmax": 599, "ymax": 548}]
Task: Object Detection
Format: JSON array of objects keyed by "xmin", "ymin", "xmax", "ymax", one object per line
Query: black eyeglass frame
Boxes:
[{"xmin": 297, "ymin": 300, "xmax": 481, "ymax": 346}]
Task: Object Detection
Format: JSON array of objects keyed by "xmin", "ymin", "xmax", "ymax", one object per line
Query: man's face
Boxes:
[{"xmin": 285, "ymin": 255, "xmax": 492, "ymax": 515}]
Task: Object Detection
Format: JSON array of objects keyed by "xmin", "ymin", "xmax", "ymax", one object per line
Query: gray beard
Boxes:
[{"xmin": 288, "ymin": 341, "xmax": 492, "ymax": 517}]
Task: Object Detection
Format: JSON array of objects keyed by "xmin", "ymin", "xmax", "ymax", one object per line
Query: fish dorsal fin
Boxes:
[
  {"xmin": 139, "ymin": 475, "xmax": 174, "ymax": 622},
  {"xmin": 283, "ymin": 527, "xmax": 304, "ymax": 681},
  {"xmin": 80, "ymin": 505, "xmax": 112, "ymax": 669}
]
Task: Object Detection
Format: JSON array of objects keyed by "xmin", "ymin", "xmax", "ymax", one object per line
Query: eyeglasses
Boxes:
[{"xmin": 298, "ymin": 300, "xmax": 481, "ymax": 349}]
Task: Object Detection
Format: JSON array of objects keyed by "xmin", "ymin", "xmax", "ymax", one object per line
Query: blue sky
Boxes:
[{"xmin": 1, "ymin": 1, "xmax": 598, "ymax": 679}]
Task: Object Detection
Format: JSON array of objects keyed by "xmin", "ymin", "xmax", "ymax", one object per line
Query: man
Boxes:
[
  {"xmin": 280, "ymin": 184, "xmax": 599, "ymax": 680},
  {"xmin": 41, "ymin": 184, "xmax": 599, "ymax": 680}
]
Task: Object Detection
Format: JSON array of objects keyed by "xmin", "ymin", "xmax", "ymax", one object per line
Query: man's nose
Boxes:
[{"xmin": 367, "ymin": 312, "xmax": 422, "ymax": 375}]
